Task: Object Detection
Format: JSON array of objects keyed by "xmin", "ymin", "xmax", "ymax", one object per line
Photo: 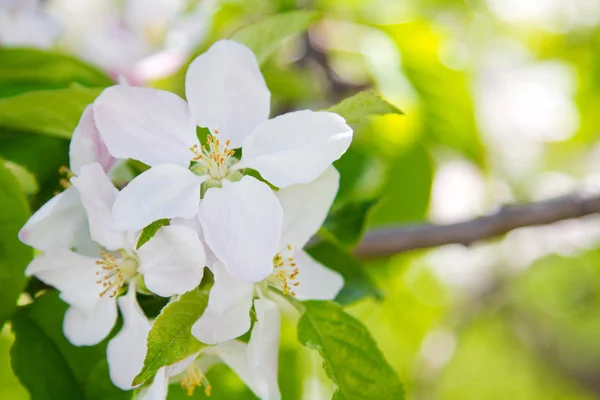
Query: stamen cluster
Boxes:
[{"xmin": 190, "ymin": 131, "xmax": 236, "ymax": 180}]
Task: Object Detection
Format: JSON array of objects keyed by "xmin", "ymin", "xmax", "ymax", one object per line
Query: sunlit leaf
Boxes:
[
  {"xmin": 0, "ymin": 161, "xmax": 32, "ymax": 330},
  {"xmin": 325, "ymin": 91, "xmax": 404, "ymax": 125},
  {"xmin": 136, "ymin": 219, "xmax": 170, "ymax": 249},
  {"xmin": 322, "ymin": 199, "xmax": 376, "ymax": 247},
  {"xmin": 134, "ymin": 287, "xmax": 210, "ymax": 386},
  {"xmin": 231, "ymin": 10, "xmax": 321, "ymax": 64},
  {"xmin": 297, "ymin": 300, "xmax": 405, "ymax": 400}
]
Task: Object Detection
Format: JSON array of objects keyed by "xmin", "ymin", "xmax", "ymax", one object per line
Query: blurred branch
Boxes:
[{"xmin": 355, "ymin": 193, "xmax": 600, "ymax": 258}]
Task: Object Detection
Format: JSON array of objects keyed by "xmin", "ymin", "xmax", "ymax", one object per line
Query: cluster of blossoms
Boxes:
[
  {"xmin": 19, "ymin": 40, "xmax": 352, "ymax": 399},
  {"xmin": 0, "ymin": 0, "xmax": 212, "ymax": 82}
]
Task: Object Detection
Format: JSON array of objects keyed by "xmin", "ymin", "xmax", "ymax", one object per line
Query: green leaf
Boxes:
[
  {"xmin": 322, "ymin": 200, "xmax": 376, "ymax": 247},
  {"xmin": 0, "ymin": 48, "xmax": 112, "ymax": 97},
  {"xmin": 134, "ymin": 287, "xmax": 210, "ymax": 386},
  {"xmin": 306, "ymin": 240, "xmax": 381, "ymax": 305},
  {"xmin": 10, "ymin": 293, "xmax": 128, "ymax": 400},
  {"xmin": 325, "ymin": 91, "xmax": 404, "ymax": 125},
  {"xmin": 297, "ymin": 301, "xmax": 405, "ymax": 400},
  {"xmin": 0, "ymin": 86, "xmax": 103, "ymax": 139},
  {"xmin": 231, "ymin": 10, "xmax": 321, "ymax": 64},
  {"xmin": 137, "ymin": 219, "xmax": 170, "ymax": 249},
  {"xmin": 0, "ymin": 161, "xmax": 32, "ymax": 329}
]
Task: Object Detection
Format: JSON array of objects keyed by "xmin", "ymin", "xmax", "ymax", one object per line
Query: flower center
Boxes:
[
  {"xmin": 58, "ymin": 166, "xmax": 74, "ymax": 189},
  {"xmin": 180, "ymin": 362, "xmax": 211, "ymax": 397},
  {"xmin": 268, "ymin": 244, "xmax": 300, "ymax": 296},
  {"xmin": 95, "ymin": 251, "xmax": 139, "ymax": 298},
  {"xmin": 190, "ymin": 130, "xmax": 238, "ymax": 181}
]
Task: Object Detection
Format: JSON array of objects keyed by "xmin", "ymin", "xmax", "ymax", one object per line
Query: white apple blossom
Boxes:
[
  {"xmin": 19, "ymin": 105, "xmax": 117, "ymax": 255},
  {"xmin": 93, "ymin": 39, "xmax": 353, "ymax": 283},
  {"xmin": 192, "ymin": 167, "xmax": 344, "ymax": 345},
  {"xmin": 0, "ymin": 0, "xmax": 60, "ymax": 48},
  {"xmin": 24, "ymin": 163, "xmax": 206, "ymax": 346}
]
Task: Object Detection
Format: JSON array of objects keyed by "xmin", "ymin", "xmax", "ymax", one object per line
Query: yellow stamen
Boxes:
[{"xmin": 180, "ymin": 362, "xmax": 211, "ymax": 397}]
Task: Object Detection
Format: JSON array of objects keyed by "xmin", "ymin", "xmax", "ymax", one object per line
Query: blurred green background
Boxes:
[{"xmin": 4, "ymin": 0, "xmax": 600, "ymax": 398}]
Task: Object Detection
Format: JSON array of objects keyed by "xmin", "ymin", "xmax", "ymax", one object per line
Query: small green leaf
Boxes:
[
  {"xmin": 298, "ymin": 301, "xmax": 405, "ymax": 400},
  {"xmin": 0, "ymin": 86, "xmax": 103, "ymax": 139},
  {"xmin": 0, "ymin": 161, "xmax": 32, "ymax": 329},
  {"xmin": 136, "ymin": 219, "xmax": 170, "ymax": 249},
  {"xmin": 134, "ymin": 287, "xmax": 210, "ymax": 386},
  {"xmin": 0, "ymin": 48, "xmax": 112, "ymax": 97},
  {"xmin": 325, "ymin": 91, "xmax": 404, "ymax": 125},
  {"xmin": 322, "ymin": 200, "xmax": 377, "ymax": 247},
  {"xmin": 10, "ymin": 293, "xmax": 128, "ymax": 400},
  {"xmin": 231, "ymin": 10, "xmax": 321, "ymax": 64},
  {"xmin": 306, "ymin": 240, "xmax": 381, "ymax": 305}
]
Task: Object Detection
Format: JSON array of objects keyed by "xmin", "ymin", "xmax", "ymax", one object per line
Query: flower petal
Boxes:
[
  {"xmin": 93, "ymin": 85, "xmax": 198, "ymax": 167},
  {"xmin": 136, "ymin": 368, "xmax": 168, "ymax": 400},
  {"xmin": 277, "ymin": 166, "xmax": 339, "ymax": 249},
  {"xmin": 112, "ymin": 164, "xmax": 205, "ymax": 232},
  {"xmin": 69, "ymin": 106, "xmax": 115, "ymax": 175},
  {"xmin": 248, "ymin": 298, "xmax": 281, "ymax": 400},
  {"xmin": 185, "ymin": 40, "xmax": 270, "ymax": 148},
  {"xmin": 293, "ymin": 251, "xmax": 344, "ymax": 301},
  {"xmin": 25, "ymin": 249, "xmax": 101, "ymax": 311},
  {"xmin": 236, "ymin": 110, "xmax": 352, "ymax": 188},
  {"xmin": 191, "ymin": 263, "xmax": 253, "ymax": 344},
  {"xmin": 137, "ymin": 225, "xmax": 205, "ymax": 297},
  {"xmin": 107, "ymin": 288, "xmax": 151, "ymax": 390},
  {"xmin": 63, "ymin": 299, "xmax": 117, "ymax": 346},
  {"xmin": 171, "ymin": 217, "xmax": 219, "ymax": 268},
  {"xmin": 211, "ymin": 341, "xmax": 256, "ymax": 393},
  {"xmin": 18, "ymin": 186, "xmax": 96, "ymax": 254},
  {"xmin": 198, "ymin": 176, "xmax": 282, "ymax": 282},
  {"xmin": 71, "ymin": 163, "xmax": 131, "ymax": 250}
]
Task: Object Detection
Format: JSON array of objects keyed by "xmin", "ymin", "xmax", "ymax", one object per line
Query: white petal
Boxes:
[
  {"xmin": 248, "ymin": 298, "xmax": 281, "ymax": 400},
  {"xmin": 293, "ymin": 251, "xmax": 344, "ymax": 301},
  {"xmin": 112, "ymin": 164, "xmax": 205, "ymax": 232},
  {"xmin": 18, "ymin": 186, "xmax": 93, "ymax": 253},
  {"xmin": 185, "ymin": 40, "xmax": 270, "ymax": 148},
  {"xmin": 25, "ymin": 249, "xmax": 101, "ymax": 312},
  {"xmin": 71, "ymin": 163, "xmax": 130, "ymax": 250},
  {"xmin": 165, "ymin": 352, "xmax": 200, "ymax": 378},
  {"xmin": 69, "ymin": 106, "xmax": 116, "ymax": 175},
  {"xmin": 136, "ymin": 368, "xmax": 168, "ymax": 400},
  {"xmin": 211, "ymin": 341, "xmax": 256, "ymax": 393},
  {"xmin": 63, "ymin": 299, "xmax": 117, "ymax": 346},
  {"xmin": 191, "ymin": 263, "xmax": 253, "ymax": 344},
  {"xmin": 137, "ymin": 225, "xmax": 205, "ymax": 297},
  {"xmin": 198, "ymin": 177, "xmax": 282, "ymax": 282},
  {"xmin": 236, "ymin": 110, "xmax": 352, "ymax": 188},
  {"xmin": 93, "ymin": 85, "xmax": 198, "ymax": 167},
  {"xmin": 171, "ymin": 217, "xmax": 218, "ymax": 268},
  {"xmin": 107, "ymin": 288, "xmax": 151, "ymax": 390},
  {"xmin": 277, "ymin": 166, "xmax": 339, "ymax": 249}
]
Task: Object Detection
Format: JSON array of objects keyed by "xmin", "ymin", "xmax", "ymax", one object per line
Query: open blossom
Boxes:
[
  {"xmin": 93, "ymin": 39, "xmax": 353, "ymax": 283},
  {"xmin": 0, "ymin": 0, "xmax": 60, "ymax": 48},
  {"xmin": 24, "ymin": 163, "xmax": 206, "ymax": 346},
  {"xmin": 192, "ymin": 167, "xmax": 344, "ymax": 346},
  {"xmin": 19, "ymin": 105, "xmax": 117, "ymax": 255}
]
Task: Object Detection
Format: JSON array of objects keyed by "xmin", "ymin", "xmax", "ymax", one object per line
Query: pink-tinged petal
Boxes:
[
  {"xmin": 248, "ymin": 298, "xmax": 281, "ymax": 400},
  {"xmin": 185, "ymin": 40, "xmax": 270, "ymax": 148},
  {"xmin": 71, "ymin": 163, "xmax": 131, "ymax": 250},
  {"xmin": 191, "ymin": 263, "xmax": 253, "ymax": 344},
  {"xmin": 0, "ymin": 8, "xmax": 60, "ymax": 49},
  {"xmin": 107, "ymin": 287, "xmax": 151, "ymax": 390},
  {"xmin": 235, "ymin": 110, "xmax": 352, "ymax": 188},
  {"xmin": 277, "ymin": 166, "xmax": 339, "ymax": 249},
  {"xmin": 198, "ymin": 176, "xmax": 282, "ymax": 282},
  {"xmin": 137, "ymin": 225, "xmax": 205, "ymax": 297},
  {"xmin": 63, "ymin": 299, "xmax": 117, "ymax": 346},
  {"xmin": 112, "ymin": 164, "xmax": 206, "ymax": 232},
  {"xmin": 69, "ymin": 106, "xmax": 115, "ymax": 175},
  {"xmin": 25, "ymin": 249, "xmax": 101, "ymax": 311},
  {"xmin": 93, "ymin": 85, "xmax": 198, "ymax": 167},
  {"xmin": 293, "ymin": 251, "xmax": 344, "ymax": 301},
  {"xmin": 18, "ymin": 186, "xmax": 96, "ymax": 253}
]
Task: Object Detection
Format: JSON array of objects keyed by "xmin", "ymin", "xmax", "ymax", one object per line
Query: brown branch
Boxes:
[{"xmin": 354, "ymin": 193, "xmax": 600, "ymax": 259}]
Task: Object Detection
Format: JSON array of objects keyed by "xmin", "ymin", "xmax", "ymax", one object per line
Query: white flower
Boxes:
[
  {"xmin": 0, "ymin": 0, "xmax": 60, "ymax": 48},
  {"xmin": 191, "ymin": 167, "xmax": 344, "ymax": 345},
  {"xmin": 93, "ymin": 39, "xmax": 352, "ymax": 283},
  {"xmin": 24, "ymin": 163, "xmax": 206, "ymax": 346},
  {"xmin": 19, "ymin": 105, "xmax": 117, "ymax": 255}
]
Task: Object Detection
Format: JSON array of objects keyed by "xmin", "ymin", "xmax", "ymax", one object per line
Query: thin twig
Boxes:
[{"xmin": 354, "ymin": 193, "xmax": 600, "ymax": 258}]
